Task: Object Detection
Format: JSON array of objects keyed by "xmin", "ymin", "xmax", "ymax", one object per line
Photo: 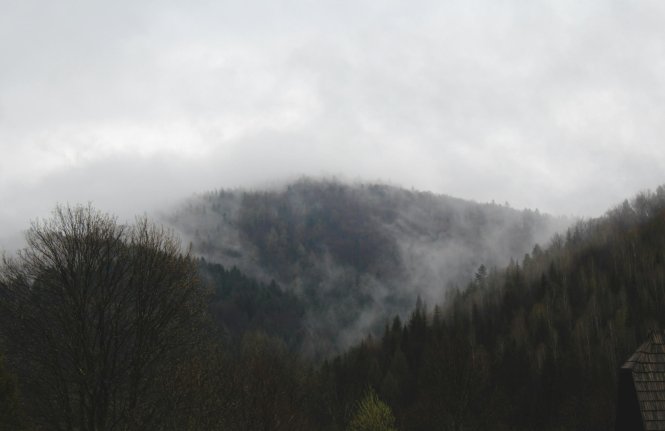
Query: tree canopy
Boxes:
[
  {"xmin": 0, "ymin": 205, "xmax": 209, "ymax": 430},
  {"xmin": 348, "ymin": 388, "xmax": 397, "ymax": 431}
]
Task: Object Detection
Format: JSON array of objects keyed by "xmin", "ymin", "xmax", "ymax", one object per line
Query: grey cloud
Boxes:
[{"xmin": 2, "ymin": 0, "xmax": 665, "ymax": 248}]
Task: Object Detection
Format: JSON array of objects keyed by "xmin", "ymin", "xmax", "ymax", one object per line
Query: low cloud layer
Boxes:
[{"xmin": 2, "ymin": 0, "xmax": 665, "ymax": 250}]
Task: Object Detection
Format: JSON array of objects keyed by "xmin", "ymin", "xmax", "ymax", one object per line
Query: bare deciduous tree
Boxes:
[{"xmin": 0, "ymin": 205, "xmax": 209, "ymax": 431}]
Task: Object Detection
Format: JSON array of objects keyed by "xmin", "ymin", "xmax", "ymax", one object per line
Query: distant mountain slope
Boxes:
[
  {"xmin": 165, "ymin": 178, "xmax": 568, "ymax": 355},
  {"xmin": 319, "ymin": 185, "xmax": 665, "ymax": 430}
]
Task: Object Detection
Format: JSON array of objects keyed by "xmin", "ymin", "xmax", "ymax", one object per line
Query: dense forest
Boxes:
[
  {"xmin": 313, "ymin": 186, "xmax": 665, "ymax": 430},
  {"xmin": 200, "ymin": 259, "xmax": 306, "ymax": 350},
  {"xmin": 167, "ymin": 178, "xmax": 567, "ymax": 356},
  {"xmin": 2, "ymin": 184, "xmax": 665, "ymax": 430}
]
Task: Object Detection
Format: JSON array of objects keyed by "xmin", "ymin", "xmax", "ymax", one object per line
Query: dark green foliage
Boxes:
[
  {"xmin": 317, "ymin": 186, "xmax": 665, "ymax": 430},
  {"xmin": 236, "ymin": 181, "xmax": 401, "ymax": 277},
  {"xmin": 5, "ymin": 186, "xmax": 665, "ymax": 430},
  {"xmin": 199, "ymin": 259, "xmax": 306, "ymax": 349},
  {"xmin": 314, "ymin": 306, "xmax": 495, "ymax": 430},
  {"xmin": 221, "ymin": 332, "xmax": 313, "ymax": 430},
  {"xmin": 168, "ymin": 178, "xmax": 566, "ymax": 356}
]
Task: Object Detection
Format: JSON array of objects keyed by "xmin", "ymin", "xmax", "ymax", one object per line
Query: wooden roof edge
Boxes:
[{"xmin": 623, "ymin": 341, "xmax": 651, "ymax": 370}]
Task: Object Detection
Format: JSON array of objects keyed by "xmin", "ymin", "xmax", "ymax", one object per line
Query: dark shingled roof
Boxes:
[{"xmin": 622, "ymin": 332, "xmax": 665, "ymax": 430}]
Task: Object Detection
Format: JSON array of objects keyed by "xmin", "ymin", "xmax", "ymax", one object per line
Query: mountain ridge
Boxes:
[{"xmin": 165, "ymin": 178, "xmax": 570, "ymax": 355}]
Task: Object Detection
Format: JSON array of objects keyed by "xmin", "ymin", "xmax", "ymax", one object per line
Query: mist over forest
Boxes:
[
  {"xmin": 3, "ymin": 181, "xmax": 665, "ymax": 430},
  {"xmin": 3, "ymin": 1, "xmax": 665, "ymax": 429},
  {"xmin": 165, "ymin": 178, "xmax": 570, "ymax": 355}
]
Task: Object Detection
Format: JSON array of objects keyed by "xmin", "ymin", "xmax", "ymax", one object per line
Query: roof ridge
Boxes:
[
  {"xmin": 622, "ymin": 330, "xmax": 665, "ymax": 430},
  {"xmin": 648, "ymin": 329, "xmax": 665, "ymax": 345}
]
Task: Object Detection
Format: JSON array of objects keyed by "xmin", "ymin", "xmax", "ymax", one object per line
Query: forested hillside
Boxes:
[
  {"xmin": 317, "ymin": 186, "xmax": 665, "ymax": 430},
  {"xmin": 3, "ymin": 187, "xmax": 665, "ymax": 430},
  {"xmin": 200, "ymin": 259, "xmax": 306, "ymax": 350},
  {"xmin": 167, "ymin": 178, "xmax": 567, "ymax": 355}
]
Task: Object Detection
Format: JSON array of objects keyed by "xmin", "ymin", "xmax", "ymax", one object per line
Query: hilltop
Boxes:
[{"xmin": 165, "ymin": 178, "xmax": 568, "ymax": 355}]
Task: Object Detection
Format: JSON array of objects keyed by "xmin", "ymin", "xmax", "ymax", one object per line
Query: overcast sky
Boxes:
[{"xmin": 2, "ymin": 0, "xmax": 665, "ymax": 249}]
